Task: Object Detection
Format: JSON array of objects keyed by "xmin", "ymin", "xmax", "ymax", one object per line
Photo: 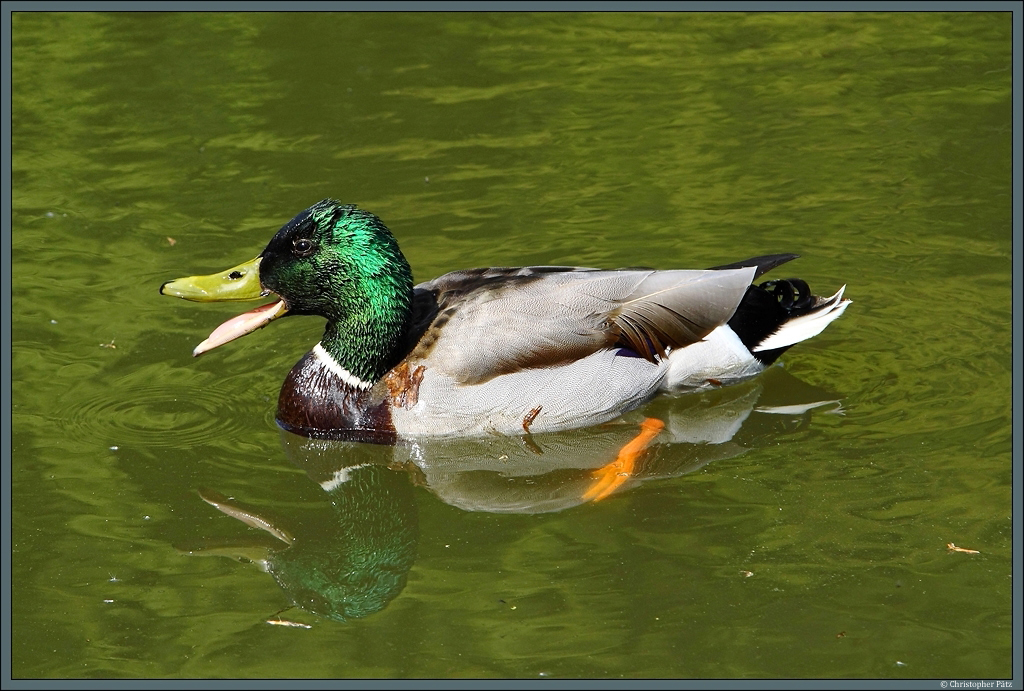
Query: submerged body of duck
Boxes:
[{"xmin": 161, "ymin": 200, "xmax": 849, "ymax": 446}]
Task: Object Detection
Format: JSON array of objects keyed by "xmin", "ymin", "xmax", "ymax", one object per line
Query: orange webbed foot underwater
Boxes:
[{"xmin": 583, "ymin": 417, "xmax": 665, "ymax": 502}]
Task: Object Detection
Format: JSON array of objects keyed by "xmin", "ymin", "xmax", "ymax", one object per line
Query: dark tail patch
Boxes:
[{"xmin": 728, "ymin": 277, "xmax": 817, "ymax": 366}]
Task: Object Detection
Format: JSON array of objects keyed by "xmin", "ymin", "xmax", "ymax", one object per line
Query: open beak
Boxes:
[{"xmin": 160, "ymin": 256, "xmax": 289, "ymax": 356}]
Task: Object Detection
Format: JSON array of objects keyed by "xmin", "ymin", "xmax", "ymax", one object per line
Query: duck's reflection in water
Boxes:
[{"xmin": 181, "ymin": 366, "xmax": 841, "ymax": 622}]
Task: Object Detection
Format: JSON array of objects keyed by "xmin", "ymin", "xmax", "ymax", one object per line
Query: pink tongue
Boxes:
[{"xmin": 193, "ymin": 300, "xmax": 288, "ymax": 357}]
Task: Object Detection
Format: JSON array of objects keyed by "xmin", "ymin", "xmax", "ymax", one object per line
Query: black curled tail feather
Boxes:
[
  {"xmin": 727, "ymin": 277, "xmax": 819, "ymax": 366},
  {"xmin": 761, "ymin": 278, "xmax": 814, "ymax": 312}
]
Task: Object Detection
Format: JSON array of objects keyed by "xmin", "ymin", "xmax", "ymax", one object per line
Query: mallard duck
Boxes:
[{"xmin": 161, "ymin": 200, "xmax": 849, "ymax": 452}]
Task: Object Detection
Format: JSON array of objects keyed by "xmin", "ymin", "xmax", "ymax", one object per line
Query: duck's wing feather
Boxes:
[
  {"xmin": 407, "ymin": 265, "xmax": 756, "ymax": 385},
  {"xmin": 706, "ymin": 253, "xmax": 799, "ymax": 279}
]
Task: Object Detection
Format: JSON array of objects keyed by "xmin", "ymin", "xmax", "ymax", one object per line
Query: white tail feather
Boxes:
[{"xmin": 753, "ymin": 286, "xmax": 850, "ymax": 352}]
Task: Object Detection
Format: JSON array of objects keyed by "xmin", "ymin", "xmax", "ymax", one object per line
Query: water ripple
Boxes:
[{"xmin": 55, "ymin": 379, "xmax": 254, "ymax": 449}]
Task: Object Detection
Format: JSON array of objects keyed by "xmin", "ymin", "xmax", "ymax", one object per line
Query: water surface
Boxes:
[{"xmin": 10, "ymin": 11, "xmax": 1013, "ymax": 679}]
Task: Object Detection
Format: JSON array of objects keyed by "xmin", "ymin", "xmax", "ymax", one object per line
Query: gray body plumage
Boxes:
[{"xmin": 385, "ymin": 265, "xmax": 760, "ymax": 436}]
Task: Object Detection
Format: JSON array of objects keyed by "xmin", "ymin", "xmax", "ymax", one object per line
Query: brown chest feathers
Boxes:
[
  {"xmin": 275, "ymin": 352, "xmax": 429, "ymax": 444},
  {"xmin": 276, "ymin": 351, "xmax": 398, "ymax": 444}
]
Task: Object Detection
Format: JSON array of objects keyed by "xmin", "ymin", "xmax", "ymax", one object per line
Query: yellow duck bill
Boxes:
[{"xmin": 159, "ymin": 256, "xmax": 289, "ymax": 356}]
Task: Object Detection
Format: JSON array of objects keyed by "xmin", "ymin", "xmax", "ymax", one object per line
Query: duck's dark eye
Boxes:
[{"xmin": 293, "ymin": 238, "xmax": 315, "ymax": 257}]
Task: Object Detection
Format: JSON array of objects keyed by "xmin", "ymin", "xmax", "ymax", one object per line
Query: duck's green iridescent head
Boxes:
[
  {"xmin": 161, "ymin": 200, "xmax": 415, "ymax": 382},
  {"xmin": 260, "ymin": 201, "xmax": 413, "ymax": 322}
]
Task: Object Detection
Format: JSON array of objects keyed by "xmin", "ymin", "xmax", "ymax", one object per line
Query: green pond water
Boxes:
[{"xmin": 10, "ymin": 11, "xmax": 1014, "ymax": 680}]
